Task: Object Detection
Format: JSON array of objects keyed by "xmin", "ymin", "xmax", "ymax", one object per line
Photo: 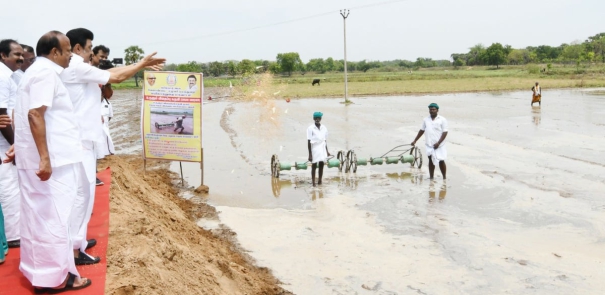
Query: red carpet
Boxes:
[{"xmin": 0, "ymin": 168, "xmax": 111, "ymax": 295}]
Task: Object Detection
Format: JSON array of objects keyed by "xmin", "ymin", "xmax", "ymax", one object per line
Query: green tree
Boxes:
[
  {"xmin": 276, "ymin": 52, "xmax": 302, "ymax": 76},
  {"xmin": 164, "ymin": 63, "xmax": 178, "ymax": 71},
  {"xmin": 561, "ymin": 42, "xmax": 584, "ymax": 62},
  {"xmin": 485, "ymin": 43, "xmax": 507, "ymax": 68},
  {"xmin": 124, "ymin": 45, "xmax": 144, "ymax": 86},
  {"xmin": 226, "ymin": 61, "xmax": 237, "ymax": 78},
  {"xmin": 324, "ymin": 57, "xmax": 335, "ymax": 72},
  {"xmin": 237, "ymin": 59, "xmax": 256, "ymax": 76},
  {"xmin": 306, "ymin": 58, "xmax": 326, "ymax": 73},
  {"xmin": 357, "ymin": 60, "xmax": 371, "ymax": 72},
  {"xmin": 209, "ymin": 61, "xmax": 224, "ymax": 77},
  {"xmin": 176, "ymin": 61, "xmax": 202, "ymax": 73},
  {"xmin": 468, "ymin": 44, "xmax": 486, "ymax": 65},
  {"xmin": 453, "ymin": 58, "xmax": 465, "ymax": 68},
  {"xmin": 268, "ymin": 62, "xmax": 280, "ymax": 74}
]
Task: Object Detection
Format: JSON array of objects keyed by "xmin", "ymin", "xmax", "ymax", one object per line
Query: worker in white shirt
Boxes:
[
  {"xmin": 411, "ymin": 103, "xmax": 449, "ymax": 180},
  {"xmin": 307, "ymin": 112, "xmax": 330, "ymax": 187}
]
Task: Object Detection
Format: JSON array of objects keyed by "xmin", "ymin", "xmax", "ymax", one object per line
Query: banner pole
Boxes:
[{"xmin": 179, "ymin": 161, "xmax": 184, "ymax": 186}]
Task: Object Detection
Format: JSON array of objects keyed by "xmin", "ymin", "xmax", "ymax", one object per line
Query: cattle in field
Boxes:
[{"xmin": 312, "ymin": 79, "xmax": 320, "ymax": 86}]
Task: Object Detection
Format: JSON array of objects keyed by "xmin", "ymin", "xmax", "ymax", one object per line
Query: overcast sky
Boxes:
[{"xmin": 2, "ymin": 0, "xmax": 603, "ymax": 64}]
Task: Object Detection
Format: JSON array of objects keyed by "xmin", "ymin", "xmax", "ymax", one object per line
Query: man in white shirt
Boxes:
[
  {"xmin": 411, "ymin": 103, "xmax": 449, "ymax": 180},
  {"xmin": 7, "ymin": 30, "xmax": 91, "ymax": 292},
  {"xmin": 307, "ymin": 112, "xmax": 330, "ymax": 186},
  {"xmin": 11, "ymin": 44, "xmax": 35, "ymax": 86},
  {"xmin": 0, "ymin": 39, "xmax": 23, "ymax": 249},
  {"xmin": 61, "ymin": 28, "xmax": 165, "ymax": 265},
  {"xmin": 187, "ymin": 74, "xmax": 198, "ymax": 91}
]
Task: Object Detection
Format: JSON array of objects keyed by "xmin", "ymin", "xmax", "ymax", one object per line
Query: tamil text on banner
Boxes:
[{"xmin": 141, "ymin": 71, "xmax": 203, "ymax": 162}]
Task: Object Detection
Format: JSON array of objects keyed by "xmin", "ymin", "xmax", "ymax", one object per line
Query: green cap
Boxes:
[
  {"xmin": 428, "ymin": 103, "xmax": 439, "ymax": 109},
  {"xmin": 313, "ymin": 112, "xmax": 323, "ymax": 118}
]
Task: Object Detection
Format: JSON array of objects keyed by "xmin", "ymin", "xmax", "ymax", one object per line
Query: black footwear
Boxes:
[
  {"xmin": 34, "ymin": 273, "xmax": 92, "ymax": 294},
  {"xmin": 74, "ymin": 251, "xmax": 100, "ymax": 265},
  {"xmin": 95, "ymin": 178, "xmax": 104, "ymax": 186},
  {"xmin": 86, "ymin": 239, "xmax": 97, "ymax": 250},
  {"xmin": 7, "ymin": 240, "xmax": 20, "ymax": 248}
]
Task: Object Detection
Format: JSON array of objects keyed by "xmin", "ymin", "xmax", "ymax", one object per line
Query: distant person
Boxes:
[
  {"xmin": 411, "ymin": 103, "xmax": 449, "ymax": 180},
  {"xmin": 91, "ymin": 44, "xmax": 109, "ymax": 67},
  {"xmin": 97, "ymin": 60, "xmax": 115, "ymax": 159},
  {"xmin": 187, "ymin": 74, "xmax": 198, "ymax": 90},
  {"xmin": 174, "ymin": 114, "xmax": 186, "ymax": 133},
  {"xmin": 12, "ymin": 44, "xmax": 35, "ymax": 85},
  {"xmin": 307, "ymin": 112, "xmax": 330, "ymax": 186},
  {"xmin": 531, "ymin": 82, "xmax": 541, "ymax": 106},
  {"xmin": 147, "ymin": 73, "xmax": 156, "ymax": 87}
]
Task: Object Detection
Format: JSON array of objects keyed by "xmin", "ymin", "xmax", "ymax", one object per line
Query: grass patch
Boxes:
[{"xmin": 112, "ymin": 63, "xmax": 605, "ymax": 96}]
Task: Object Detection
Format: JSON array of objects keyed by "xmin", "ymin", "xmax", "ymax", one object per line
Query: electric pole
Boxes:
[{"xmin": 340, "ymin": 9, "xmax": 350, "ymax": 103}]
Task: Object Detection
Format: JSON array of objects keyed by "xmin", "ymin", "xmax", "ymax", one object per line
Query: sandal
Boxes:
[
  {"xmin": 74, "ymin": 251, "xmax": 100, "ymax": 265},
  {"xmin": 34, "ymin": 273, "xmax": 92, "ymax": 294}
]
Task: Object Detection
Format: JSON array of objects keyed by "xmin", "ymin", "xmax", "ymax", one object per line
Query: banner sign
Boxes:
[{"xmin": 141, "ymin": 71, "xmax": 203, "ymax": 162}]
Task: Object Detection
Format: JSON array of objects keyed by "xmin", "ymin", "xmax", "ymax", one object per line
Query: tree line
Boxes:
[{"xmin": 132, "ymin": 32, "xmax": 605, "ymax": 77}]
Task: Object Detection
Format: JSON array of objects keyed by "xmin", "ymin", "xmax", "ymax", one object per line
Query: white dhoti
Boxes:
[
  {"xmin": 18, "ymin": 163, "xmax": 80, "ymax": 287},
  {"xmin": 311, "ymin": 141, "xmax": 327, "ymax": 163},
  {"xmin": 426, "ymin": 144, "xmax": 447, "ymax": 165},
  {"xmin": 0, "ymin": 161, "xmax": 20, "ymax": 242},
  {"xmin": 70, "ymin": 142, "xmax": 96, "ymax": 252},
  {"xmin": 96, "ymin": 121, "xmax": 114, "ymax": 159}
]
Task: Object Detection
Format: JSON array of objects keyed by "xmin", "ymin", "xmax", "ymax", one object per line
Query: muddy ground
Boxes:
[{"xmin": 109, "ymin": 88, "xmax": 605, "ymax": 294}]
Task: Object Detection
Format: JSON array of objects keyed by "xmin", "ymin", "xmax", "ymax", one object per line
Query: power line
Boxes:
[{"xmin": 139, "ymin": 0, "xmax": 409, "ymax": 46}]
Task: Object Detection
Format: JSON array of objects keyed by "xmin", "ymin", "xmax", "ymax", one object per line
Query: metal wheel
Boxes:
[
  {"xmin": 344, "ymin": 150, "xmax": 353, "ymax": 173},
  {"xmin": 411, "ymin": 147, "xmax": 423, "ymax": 169},
  {"xmin": 271, "ymin": 154, "xmax": 280, "ymax": 178},
  {"xmin": 351, "ymin": 152, "xmax": 358, "ymax": 173},
  {"xmin": 337, "ymin": 150, "xmax": 345, "ymax": 172}
]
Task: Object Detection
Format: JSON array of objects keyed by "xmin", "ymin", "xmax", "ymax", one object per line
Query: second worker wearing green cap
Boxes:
[
  {"xmin": 307, "ymin": 112, "xmax": 331, "ymax": 186},
  {"xmin": 411, "ymin": 103, "xmax": 449, "ymax": 180}
]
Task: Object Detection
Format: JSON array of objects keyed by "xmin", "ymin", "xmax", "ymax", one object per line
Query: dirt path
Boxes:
[{"xmin": 100, "ymin": 156, "xmax": 289, "ymax": 295}]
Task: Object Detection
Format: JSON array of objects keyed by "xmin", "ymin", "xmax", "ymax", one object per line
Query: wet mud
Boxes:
[{"xmin": 113, "ymin": 88, "xmax": 605, "ymax": 294}]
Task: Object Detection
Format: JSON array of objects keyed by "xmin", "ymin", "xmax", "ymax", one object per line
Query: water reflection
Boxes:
[
  {"xmin": 531, "ymin": 106, "xmax": 541, "ymax": 126},
  {"xmin": 310, "ymin": 189, "xmax": 324, "ymax": 200},
  {"xmin": 428, "ymin": 181, "xmax": 447, "ymax": 202},
  {"xmin": 271, "ymin": 177, "xmax": 295, "ymax": 197},
  {"xmin": 385, "ymin": 172, "xmax": 412, "ymax": 181},
  {"xmin": 330, "ymin": 173, "xmax": 359, "ymax": 190}
]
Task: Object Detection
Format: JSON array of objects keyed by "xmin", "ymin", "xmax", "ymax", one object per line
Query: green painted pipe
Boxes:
[
  {"xmin": 279, "ymin": 162, "xmax": 292, "ymax": 171},
  {"xmin": 401, "ymin": 154, "xmax": 415, "ymax": 164},
  {"xmin": 327, "ymin": 159, "xmax": 341, "ymax": 168},
  {"xmin": 385, "ymin": 157, "xmax": 400, "ymax": 164},
  {"xmin": 370, "ymin": 158, "xmax": 383, "ymax": 165},
  {"xmin": 357, "ymin": 158, "xmax": 368, "ymax": 166},
  {"xmin": 295, "ymin": 162, "xmax": 308, "ymax": 170}
]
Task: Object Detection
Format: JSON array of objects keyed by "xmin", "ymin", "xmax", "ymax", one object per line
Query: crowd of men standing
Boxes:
[{"xmin": 0, "ymin": 28, "xmax": 164, "ymax": 293}]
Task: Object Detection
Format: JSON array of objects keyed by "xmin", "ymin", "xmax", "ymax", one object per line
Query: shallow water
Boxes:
[{"xmin": 112, "ymin": 88, "xmax": 605, "ymax": 294}]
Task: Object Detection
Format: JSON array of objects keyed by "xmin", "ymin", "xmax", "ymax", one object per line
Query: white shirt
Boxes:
[
  {"xmin": 14, "ymin": 57, "xmax": 82, "ymax": 169},
  {"xmin": 420, "ymin": 115, "xmax": 448, "ymax": 147},
  {"xmin": 307, "ymin": 123, "xmax": 328, "ymax": 144},
  {"xmin": 60, "ymin": 54, "xmax": 110, "ymax": 142},
  {"xmin": 0, "ymin": 62, "xmax": 18, "ymax": 114},
  {"xmin": 12, "ymin": 69, "xmax": 24, "ymax": 86},
  {"xmin": 101, "ymin": 98, "xmax": 113, "ymax": 119}
]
